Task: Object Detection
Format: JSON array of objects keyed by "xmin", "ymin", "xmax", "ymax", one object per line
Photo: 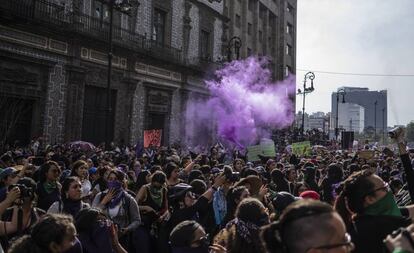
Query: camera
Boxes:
[
  {"xmin": 223, "ymin": 168, "xmax": 240, "ymax": 182},
  {"xmin": 8, "ymin": 184, "xmax": 34, "ymax": 199},
  {"xmin": 388, "ymin": 127, "xmax": 405, "ymax": 139}
]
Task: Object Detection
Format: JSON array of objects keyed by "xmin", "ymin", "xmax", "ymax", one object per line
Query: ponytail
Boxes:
[{"xmin": 334, "ymin": 191, "xmax": 353, "ymax": 230}]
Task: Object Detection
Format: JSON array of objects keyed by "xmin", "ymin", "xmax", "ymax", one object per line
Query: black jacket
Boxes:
[{"xmin": 351, "ymin": 214, "xmax": 411, "ymax": 253}]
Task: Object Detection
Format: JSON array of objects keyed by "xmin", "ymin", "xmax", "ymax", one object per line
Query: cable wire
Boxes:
[{"xmin": 296, "ymin": 68, "xmax": 414, "ymax": 77}]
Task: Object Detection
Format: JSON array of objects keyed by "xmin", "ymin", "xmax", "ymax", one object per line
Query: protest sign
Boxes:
[
  {"xmin": 247, "ymin": 145, "xmax": 262, "ymax": 162},
  {"xmin": 144, "ymin": 129, "xmax": 162, "ymax": 148},
  {"xmin": 260, "ymin": 138, "xmax": 276, "ymax": 157},
  {"xmin": 246, "ymin": 139, "xmax": 276, "ymax": 161},
  {"xmin": 292, "ymin": 141, "xmax": 311, "ymax": 156},
  {"xmin": 358, "ymin": 150, "xmax": 375, "ymax": 160}
]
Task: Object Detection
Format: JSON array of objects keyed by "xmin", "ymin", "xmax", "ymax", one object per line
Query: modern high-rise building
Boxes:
[
  {"xmin": 331, "ymin": 87, "xmax": 387, "ymax": 135},
  {"xmin": 337, "ymin": 103, "xmax": 365, "ymax": 133},
  {"xmin": 223, "ymin": 0, "xmax": 297, "ymax": 80}
]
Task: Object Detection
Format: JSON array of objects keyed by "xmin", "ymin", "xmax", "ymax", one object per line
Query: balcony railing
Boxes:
[{"xmin": 0, "ymin": 0, "xmax": 182, "ymax": 64}]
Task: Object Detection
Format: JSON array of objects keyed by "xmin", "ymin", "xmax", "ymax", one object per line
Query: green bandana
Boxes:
[
  {"xmin": 364, "ymin": 191, "xmax": 402, "ymax": 217},
  {"xmin": 148, "ymin": 185, "xmax": 163, "ymax": 208},
  {"xmin": 44, "ymin": 181, "xmax": 58, "ymax": 194}
]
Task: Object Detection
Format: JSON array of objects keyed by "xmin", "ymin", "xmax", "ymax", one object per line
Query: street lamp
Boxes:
[
  {"xmin": 382, "ymin": 107, "xmax": 386, "ymax": 145},
  {"xmin": 297, "ymin": 72, "xmax": 315, "ymax": 138},
  {"xmin": 335, "ymin": 88, "xmax": 346, "ymax": 141},
  {"xmin": 374, "ymin": 100, "xmax": 378, "ymax": 142},
  {"xmin": 104, "ymin": 0, "xmax": 139, "ymax": 149},
  {"xmin": 227, "ymin": 36, "xmax": 242, "ymax": 62}
]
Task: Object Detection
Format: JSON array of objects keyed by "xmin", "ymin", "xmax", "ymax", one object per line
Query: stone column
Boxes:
[
  {"xmin": 129, "ymin": 80, "xmax": 146, "ymax": 145},
  {"xmin": 43, "ymin": 62, "xmax": 67, "ymax": 144},
  {"xmin": 169, "ymin": 88, "xmax": 182, "ymax": 145},
  {"xmin": 64, "ymin": 65, "xmax": 86, "ymax": 142}
]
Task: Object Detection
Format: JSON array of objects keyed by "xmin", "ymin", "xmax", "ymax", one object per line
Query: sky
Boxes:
[{"xmin": 296, "ymin": 0, "xmax": 414, "ymax": 126}]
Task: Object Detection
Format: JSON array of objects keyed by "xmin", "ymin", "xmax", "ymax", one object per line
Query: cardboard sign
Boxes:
[
  {"xmin": 260, "ymin": 138, "xmax": 276, "ymax": 157},
  {"xmin": 292, "ymin": 141, "xmax": 311, "ymax": 156},
  {"xmin": 358, "ymin": 150, "xmax": 375, "ymax": 160},
  {"xmin": 144, "ymin": 129, "xmax": 162, "ymax": 148},
  {"xmin": 247, "ymin": 145, "xmax": 262, "ymax": 162},
  {"xmin": 247, "ymin": 139, "xmax": 276, "ymax": 161}
]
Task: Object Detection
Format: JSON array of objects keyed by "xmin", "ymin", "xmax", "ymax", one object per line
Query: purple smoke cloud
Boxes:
[{"xmin": 185, "ymin": 57, "xmax": 295, "ymax": 148}]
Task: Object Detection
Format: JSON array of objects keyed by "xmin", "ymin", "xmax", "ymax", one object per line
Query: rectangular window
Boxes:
[
  {"xmin": 200, "ymin": 30, "xmax": 210, "ymax": 59},
  {"xmin": 235, "ymin": 14, "xmax": 241, "ymax": 28},
  {"xmin": 287, "ymin": 23, "xmax": 293, "ymax": 34},
  {"xmin": 153, "ymin": 8, "xmax": 166, "ymax": 45},
  {"xmin": 259, "ymin": 8, "xmax": 265, "ymax": 19},
  {"xmin": 248, "ymin": 0, "xmax": 254, "ymax": 11},
  {"xmin": 287, "ymin": 3, "xmax": 293, "ymax": 13},
  {"xmin": 248, "ymin": 23, "xmax": 252, "ymax": 35},
  {"xmin": 286, "ymin": 44, "xmax": 292, "ymax": 55},
  {"xmin": 258, "ymin": 30, "xmax": 262, "ymax": 42},
  {"xmin": 285, "ymin": 65, "xmax": 292, "ymax": 77}
]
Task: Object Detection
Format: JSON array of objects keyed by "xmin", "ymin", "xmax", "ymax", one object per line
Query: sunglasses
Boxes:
[{"xmin": 307, "ymin": 233, "xmax": 353, "ymax": 252}]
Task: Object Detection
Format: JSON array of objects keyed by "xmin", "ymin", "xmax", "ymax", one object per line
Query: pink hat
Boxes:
[{"xmin": 299, "ymin": 190, "xmax": 320, "ymax": 200}]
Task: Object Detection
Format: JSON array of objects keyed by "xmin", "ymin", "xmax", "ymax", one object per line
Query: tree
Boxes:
[{"xmin": 407, "ymin": 121, "xmax": 414, "ymax": 142}]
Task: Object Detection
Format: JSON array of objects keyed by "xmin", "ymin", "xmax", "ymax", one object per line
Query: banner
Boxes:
[
  {"xmin": 291, "ymin": 141, "xmax": 311, "ymax": 156},
  {"xmin": 260, "ymin": 138, "xmax": 276, "ymax": 157},
  {"xmin": 247, "ymin": 139, "xmax": 276, "ymax": 161},
  {"xmin": 144, "ymin": 129, "xmax": 162, "ymax": 148}
]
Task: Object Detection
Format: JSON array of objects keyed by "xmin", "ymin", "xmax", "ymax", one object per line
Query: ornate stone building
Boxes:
[{"xmin": 0, "ymin": 0, "xmax": 226, "ymax": 146}]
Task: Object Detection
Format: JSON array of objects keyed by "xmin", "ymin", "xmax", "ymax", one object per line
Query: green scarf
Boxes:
[
  {"xmin": 148, "ymin": 185, "xmax": 163, "ymax": 208},
  {"xmin": 44, "ymin": 181, "xmax": 58, "ymax": 194},
  {"xmin": 364, "ymin": 191, "xmax": 402, "ymax": 217}
]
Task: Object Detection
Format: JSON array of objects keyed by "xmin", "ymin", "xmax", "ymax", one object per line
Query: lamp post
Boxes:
[
  {"xmin": 374, "ymin": 100, "xmax": 378, "ymax": 142},
  {"xmin": 382, "ymin": 107, "xmax": 386, "ymax": 145},
  {"xmin": 227, "ymin": 36, "xmax": 242, "ymax": 62},
  {"xmin": 104, "ymin": 0, "xmax": 138, "ymax": 149},
  {"xmin": 335, "ymin": 88, "xmax": 346, "ymax": 141},
  {"xmin": 297, "ymin": 72, "xmax": 315, "ymax": 138}
]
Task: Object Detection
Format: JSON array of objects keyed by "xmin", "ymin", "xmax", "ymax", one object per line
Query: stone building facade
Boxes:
[{"xmin": 0, "ymin": 0, "xmax": 226, "ymax": 146}]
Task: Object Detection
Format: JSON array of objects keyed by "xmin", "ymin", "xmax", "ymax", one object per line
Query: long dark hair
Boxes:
[
  {"xmin": 9, "ymin": 214, "xmax": 74, "ymax": 253},
  {"xmin": 70, "ymin": 160, "xmax": 88, "ymax": 177},
  {"xmin": 218, "ymin": 198, "xmax": 265, "ymax": 253},
  {"xmin": 136, "ymin": 170, "xmax": 151, "ymax": 192},
  {"xmin": 334, "ymin": 170, "xmax": 376, "ymax": 228},
  {"xmin": 38, "ymin": 161, "xmax": 60, "ymax": 183},
  {"xmin": 61, "ymin": 176, "xmax": 80, "ymax": 201}
]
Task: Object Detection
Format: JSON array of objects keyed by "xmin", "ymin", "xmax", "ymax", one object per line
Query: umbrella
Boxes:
[{"xmin": 67, "ymin": 141, "xmax": 96, "ymax": 152}]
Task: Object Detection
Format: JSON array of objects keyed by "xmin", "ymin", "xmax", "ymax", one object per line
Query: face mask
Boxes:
[
  {"xmin": 107, "ymin": 181, "xmax": 122, "ymax": 191},
  {"xmin": 364, "ymin": 191, "xmax": 402, "ymax": 217}
]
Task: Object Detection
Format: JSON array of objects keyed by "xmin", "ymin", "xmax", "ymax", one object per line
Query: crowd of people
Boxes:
[{"xmin": 0, "ymin": 127, "xmax": 413, "ymax": 253}]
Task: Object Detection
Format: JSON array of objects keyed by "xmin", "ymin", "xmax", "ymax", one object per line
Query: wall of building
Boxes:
[
  {"xmin": 0, "ymin": 0, "xmax": 225, "ymax": 146},
  {"xmin": 331, "ymin": 88, "xmax": 387, "ymax": 133}
]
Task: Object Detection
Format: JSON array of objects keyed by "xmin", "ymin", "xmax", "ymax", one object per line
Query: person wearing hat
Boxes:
[
  {"xmin": 299, "ymin": 190, "xmax": 321, "ymax": 200},
  {"xmin": 168, "ymin": 173, "xmax": 226, "ymax": 235},
  {"xmin": 234, "ymin": 175, "xmax": 262, "ymax": 197},
  {"xmin": 0, "ymin": 167, "xmax": 19, "ymax": 203},
  {"xmin": 271, "ymin": 191, "xmax": 300, "ymax": 220}
]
